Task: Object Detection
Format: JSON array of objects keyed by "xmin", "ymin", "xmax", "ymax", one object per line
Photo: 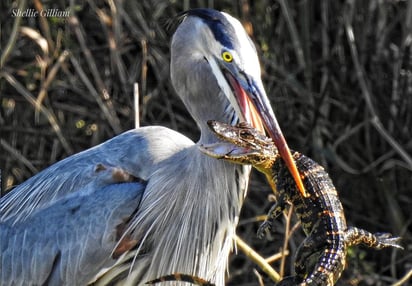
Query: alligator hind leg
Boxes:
[
  {"xmin": 257, "ymin": 193, "xmax": 287, "ymax": 239},
  {"xmin": 345, "ymin": 227, "xmax": 403, "ymax": 249},
  {"xmin": 294, "ymin": 234, "xmax": 330, "ymax": 283},
  {"xmin": 291, "ymin": 220, "xmax": 346, "ymax": 286},
  {"xmin": 276, "ymin": 236, "xmax": 335, "ymax": 286}
]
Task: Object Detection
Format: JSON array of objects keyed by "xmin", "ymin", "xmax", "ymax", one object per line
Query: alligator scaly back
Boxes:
[{"xmin": 201, "ymin": 121, "xmax": 403, "ymax": 286}]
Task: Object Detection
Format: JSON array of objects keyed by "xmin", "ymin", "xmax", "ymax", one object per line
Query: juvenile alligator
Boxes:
[{"xmin": 199, "ymin": 120, "xmax": 402, "ymax": 286}]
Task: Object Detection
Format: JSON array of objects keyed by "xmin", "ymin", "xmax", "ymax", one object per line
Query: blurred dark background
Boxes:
[{"xmin": 0, "ymin": 0, "xmax": 411, "ymax": 285}]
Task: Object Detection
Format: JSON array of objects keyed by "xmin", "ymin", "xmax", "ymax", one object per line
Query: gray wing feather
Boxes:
[
  {"xmin": 0, "ymin": 125, "xmax": 194, "ymax": 285},
  {"xmin": 0, "ymin": 126, "xmax": 193, "ymax": 224},
  {"xmin": 0, "ymin": 182, "xmax": 145, "ymax": 286}
]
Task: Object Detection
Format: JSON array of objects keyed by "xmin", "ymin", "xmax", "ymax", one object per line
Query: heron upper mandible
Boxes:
[{"xmin": 0, "ymin": 9, "xmax": 304, "ymax": 285}]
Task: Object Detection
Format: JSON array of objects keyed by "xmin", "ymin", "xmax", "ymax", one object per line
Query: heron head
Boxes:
[
  {"xmin": 171, "ymin": 9, "xmax": 307, "ymax": 196},
  {"xmin": 171, "ymin": 9, "xmax": 264, "ymax": 131}
]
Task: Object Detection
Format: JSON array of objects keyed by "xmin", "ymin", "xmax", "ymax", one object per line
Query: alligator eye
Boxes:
[
  {"xmin": 222, "ymin": 51, "xmax": 233, "ymax": 62},
  {"xmin": 240, "ymin": 130, "xmax": 254, "ymax": 140}
]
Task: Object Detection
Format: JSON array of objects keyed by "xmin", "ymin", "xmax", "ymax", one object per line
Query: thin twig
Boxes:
[
  {"xmin": 69, "ymin": 15, "xmax": 122, "ymax": 134},
  {"xmin": 134, "ymin": 83, "xmax": 140, "ymax": 128},
  {"xmin": 391, "ymin": 268, "xmax": 412, "ymax": 286},
  {"xmin": 235, "ymin": 235, "xmax": 281, "ymax": 282},
  {"xmin": 20, "ymin": 27, "xmax": 49, "ymax": 55},
  {"xmin": 0, "ymin": 139, "xmax": 38, "ymax": 174},
  {"xmin": 279, "ymin": 205, "xmax": 294, "ymax": 278},
  {"xmin": 265, "ymin": 249, "xmax": 290, "ymax": 264},
  {"xmin": 344, "ymin": 5, "xmax": 412, "ymax": 170},
  {"xmin": 36, "ymin": 50, "xmax": 70, "ymax": 110},
  {"xmin": 69, "ymin": 54, "xmax": 119, "ymax": 136},
  {"xmin": 108, "ymin": 0, "xmax": 128, "ymax": 88},
  {"xmin": 405, "ymin": 0, "xmax": 412, "ymax": 36},
  {"xmin": 33, "ymin": 0, "xmax": 55, "ymax": 54},
  {"xmin": 252, "ymin": 269, "xmax": 265, "ymax": 286},
  {"xmin": 299, "ymin": 0, "xmax": 313, "ymax": 92},
  {"xmin": 1, "ymin": 71, "xmax": 73, "ymax": 154},
  {"xmin": 0, "ymin": 0, "xmax": 27, "ymax": 68},
  {"xmin": 140, "ymin": 39, "xmax": 148, "ymax": 101},
  {"xmin": 278, "ymin": 0, "xmax": 306, "ymax": 70}
]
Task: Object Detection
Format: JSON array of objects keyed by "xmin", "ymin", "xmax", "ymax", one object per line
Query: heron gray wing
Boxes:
[
  {"xmin": 0, "ymin": 126, "xmax": 194, "ymax": 224},
  {"xmin": 0, "ymin": 181, "xmax": 145, "ymax": 286}
]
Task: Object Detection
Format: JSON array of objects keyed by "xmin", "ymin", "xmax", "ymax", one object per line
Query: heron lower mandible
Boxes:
[{"xmin": 0, "ymin": 9, "xmax": 303, "ymax": 286}]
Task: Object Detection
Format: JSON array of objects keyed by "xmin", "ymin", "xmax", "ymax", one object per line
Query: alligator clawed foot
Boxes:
[
  {"xmin": 257, "ymin": 220, "xmax": 273, "ymax": 239},
  {"xmin": 374, "ymin": 232, "xmax": 403, "ymax": 249}
]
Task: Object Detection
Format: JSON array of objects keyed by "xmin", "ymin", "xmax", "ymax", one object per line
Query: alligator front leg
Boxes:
[
  {"xmin": 257, "ymin": 193, "xmax": 287, "ymax": 239},
  {"xmin": 294, "ymin": 233, "xmax": 336, "ymax": 285}
]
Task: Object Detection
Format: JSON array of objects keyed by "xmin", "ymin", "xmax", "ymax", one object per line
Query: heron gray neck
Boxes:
[
  {"xmin": 170, "ymin": 18, "xmax": 238, "ymax": 145},
  {"xmin": 172, "ymin": 59, "xmax": 237, "ymax": 145}
]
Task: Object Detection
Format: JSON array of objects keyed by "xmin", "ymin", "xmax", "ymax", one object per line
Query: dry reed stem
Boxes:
[
  {"xmin": 252, "ymin": 268, "xmax": 265, "ymax": 286},
  {"xmin": 35, "ymin": 50, "xmax": 70, "ymax": 110},
  {"xmin": 32, "ymin": 0, "xmax": 55, "ymax": 54},
  {"xmin": 0, "ymin": 138, "xmax": 38, "ymax": 174},
  {"xmin": 344, "ymin": 1, "xmax": 412, "ymax": 170},
  {"xmin": 20, "ymin": 27, "xmax": 49, "ymax": 55},
  {"xmin": 391, "ymin": 268, "xmax": 412, "ymax": 286},
  {"xmin": 69, "ymin": 15, "xmax": 122, "ymax": 134},
  {"xmin": 279, "ymin": 205, "xmax": 294, "ymax": 278},
  {"xmin": 278, "ymin": 0, "xmax": 305, "ymax": 70},
  {"xmin": 134, "ymin": 82, "xmax": 140, "ymax": 128},
  {"xmin": 0, "ymin": 0, "xmax": 27, "ymax": 68},
  {"xmin": 265, "ymin": 250, "xmax": 290, "ymax": 264},
  {"xmin": 1, "ymin": 71, "xmax": 73, "ymax": 154},
  {"xmin": 235, "ymin": 235, "xmax": 281, "ymax": 282}
]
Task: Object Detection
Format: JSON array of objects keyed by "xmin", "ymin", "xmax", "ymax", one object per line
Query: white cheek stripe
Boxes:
[{"xmin": 208, "ymin": 57, "xmax": 245, "ymax": 121}]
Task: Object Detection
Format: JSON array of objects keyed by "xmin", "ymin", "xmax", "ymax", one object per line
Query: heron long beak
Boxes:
[
  {"xmin": 226, "ymin": 72, "xmax": 265, "ymax": 132},
  {"xmin": 248, "ymin": 81, "xmax": 308, "ymax": 197},
  {"xmin": 227, "ymin": 72, "xmax": 308, "ymax": 197}
]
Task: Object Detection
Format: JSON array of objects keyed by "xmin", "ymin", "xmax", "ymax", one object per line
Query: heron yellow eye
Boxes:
[{"xmin": 222, "ymin": 51, "xmax": 233, "ymax": 62}]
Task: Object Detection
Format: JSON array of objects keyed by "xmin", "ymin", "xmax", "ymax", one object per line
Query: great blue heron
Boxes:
[{"xmin": 0, "ymin": 9, "xmax": 304, "ymax": 285}]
